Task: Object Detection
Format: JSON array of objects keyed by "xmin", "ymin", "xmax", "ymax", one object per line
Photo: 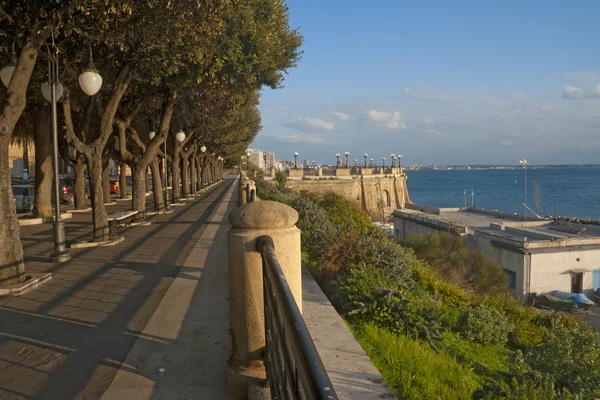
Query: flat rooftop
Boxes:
[{"xmin": 395, "ymin": 207, "xmax": 600, "ymax": 248}]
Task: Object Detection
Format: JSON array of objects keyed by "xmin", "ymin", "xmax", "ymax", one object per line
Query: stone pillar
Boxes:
[
  {"xmin": 269, "ymin": 167, "xmax": 275, "ymax": 178},
  {"xmin": 317, "ymin": 167, "xmax": 322, "ymax": 177},
  {"xmin": 239, "ymin": 178, "xmax": 251, "ymax": 206},
  {"xmin": 227, "ymin": 201, "xmax": 302, "ymax": 398}
]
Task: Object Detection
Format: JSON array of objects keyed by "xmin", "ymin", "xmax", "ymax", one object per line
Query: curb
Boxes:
[
  {"xmin": 69, "ymin": 235, "xmax": 125, "ymax": 249},
  {"xmin": 0, "ymin": 272, "xmax": 53, "ymax": 297},
  {"xmin": 18, "ymin": 212, "xmax": 73, "ymax": 226}
]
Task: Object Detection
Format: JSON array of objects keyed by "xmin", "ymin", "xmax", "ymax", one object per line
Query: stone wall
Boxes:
[{"xmin": 286, "ymin": 175, "xmax": 408, "ymax": 221}]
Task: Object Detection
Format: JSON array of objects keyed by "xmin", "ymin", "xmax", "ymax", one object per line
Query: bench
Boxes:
[{"xmin": 108, "ymin": 210, "xmax": 139, "ymax": 236}]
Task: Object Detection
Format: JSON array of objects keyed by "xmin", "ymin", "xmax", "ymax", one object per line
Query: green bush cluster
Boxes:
[
  {"xmin": 255, "ymin": 179, "xmax": 600, "ymax": 399},
  {"xmin": 459, "ymin": 304, "xmax": 511, "ymax": 347}
]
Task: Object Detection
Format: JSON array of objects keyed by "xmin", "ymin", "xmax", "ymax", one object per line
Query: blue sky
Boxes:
[{"xmin": 251, "ymin": 0, "xmax": 600, "ymax": 165}]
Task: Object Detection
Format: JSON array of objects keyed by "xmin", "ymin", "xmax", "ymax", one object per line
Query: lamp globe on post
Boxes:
[
  {"xmin": 363, "ymin": 153, "xmax": 368, "ymax": 168},
  {"xmin": 398, "ymin": 154, "xmax": 403, "ymax": 170},
  {"xmin": 344, "ymin": 151, "xmax": 350, "ymax": 168},
  {"xmin": 1, "ymin": 43, "xmax": 18, "ymax": 88},
  {"xmin": 370, "ymin": 158, "xmax": 374, "ymax": 167},
  {"xmin": 382, "ymin": 157, "xmax": 386, "ymax": 169},
  {"xmin": 391, "ymin": 153, "xmax": 396, "ymax": 168},
  {"xmin": 293, "ymin": 152, "xmax": 299, "ymax": 169},
  {"xmin": 335, "ymin": 153, "xmax": 341, "ymax": 169},
  {"xmin": 176, "ymin": 130, "xmax": 186, "ymax": 143},
  {"xmin": 78, "ymin": 49, "xmax": 103, "ymax": 96}
]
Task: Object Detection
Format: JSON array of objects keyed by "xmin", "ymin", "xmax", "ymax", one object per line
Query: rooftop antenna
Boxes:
[{"xmin": 553, "ymin": 176, "xmax": 557, "ymax": 221}]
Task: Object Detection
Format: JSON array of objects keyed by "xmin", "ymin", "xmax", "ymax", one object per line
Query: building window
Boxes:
[
  {"xmin": 383, "ymin": 189, "xmax": 391, "ymax": 207},
  {"xmin": 504, "ymin": 269, "xmax": 516, "ymax": 290}
]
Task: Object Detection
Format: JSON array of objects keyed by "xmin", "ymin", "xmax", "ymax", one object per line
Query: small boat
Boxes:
[
  {"xmin": 551, "ymin": 291, "xmax": 595, "ymax": 311},
  {"xmin": 534, "ymin": 294, "xmax": 577, "ymax": 313}
]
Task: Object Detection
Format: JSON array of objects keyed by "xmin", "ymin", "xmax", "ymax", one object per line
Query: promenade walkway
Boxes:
[{"xmin": 0, "ymin": 176, "xmax": 235, "ymax": 400}]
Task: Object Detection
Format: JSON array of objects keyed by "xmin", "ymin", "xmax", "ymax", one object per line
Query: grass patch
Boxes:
[{"xmin": 353, "ymin": 323, "xmax": 479, "ymax": 400}]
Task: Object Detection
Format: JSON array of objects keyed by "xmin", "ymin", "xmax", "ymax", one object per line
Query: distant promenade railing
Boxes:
[{"xmin": 257, "ymin": 235, "xmax": 338, "ymax": 400}]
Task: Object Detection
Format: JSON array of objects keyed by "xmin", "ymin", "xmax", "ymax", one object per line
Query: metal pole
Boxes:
[
  {"xmin": 50, "ymin": 54, "xmax": 70, "ymax": 262},
  {"xmin": 471, "ymin": 189, "xmax": 474, "ymax": 208},
  {"xmin": 164, "ymin": 139, "xmax": 171, "ymax": 211},
  {"xmin": 524, "ymin": 165, "xmax": 527, "ymax": 222},
  {"xmin": 553, "ymin": 176, "xmax": 556, "ymax": 220},
  {"xmin": 464, "ymin": 188, "xmax": 467, "ymax": 208}
]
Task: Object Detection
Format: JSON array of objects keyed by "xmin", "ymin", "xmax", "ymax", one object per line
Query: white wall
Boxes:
[
  {"xmin": 474, "ymin": 235, "xmax": 526, "ymax": 296},
  {"xmin": 530, "ymin": 248, "xmax": 600, "ymax": 294}
]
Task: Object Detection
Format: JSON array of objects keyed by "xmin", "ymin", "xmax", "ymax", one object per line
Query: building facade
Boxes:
[
  {"xmin": 394, "ymin": 207, "xmax": 600, "ymax": 298},
  {"xmin": 247, "ymin": 148, "xmax": 265, "ymax": 171}
]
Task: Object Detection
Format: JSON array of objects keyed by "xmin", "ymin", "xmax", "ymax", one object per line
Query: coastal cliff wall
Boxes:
[{"xmin": 286, "ymin": 175, "xmax": 409, "ymax": 221}]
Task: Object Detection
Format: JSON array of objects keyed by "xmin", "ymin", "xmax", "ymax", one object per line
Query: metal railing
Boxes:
[{"xmin": 257, "ymin": 236, "xmax": 338, "ymax": 400}]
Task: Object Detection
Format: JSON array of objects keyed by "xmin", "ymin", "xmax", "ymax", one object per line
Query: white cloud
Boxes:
[
  {"xmin": 422, "ymin": 117, "xmax": 435, "ymax": 125},
  {"xmin": 426, "ymin": 128, "xmax": 449, "ymax": 137},
  {"xmin": 562, "ymin": 84, "xmax": 600, "ymax": 99},
  {"xmin": 280, "ymin": 135, "xmax": 326, "ymax": 144},
  {"xmin": 287, "ymin": 117, "xmax": 334, "ymax": 132},
  {"xmin": 404, "ymin": 87, "xmax": 411, "ymax": 94},
  {"xmin": 365, "ymin": 110, "xmax": 406, "ymax": 129},
  {"xmin": 329, "ymin": 111, "xmax": 349, "ymax": 121},
  {"xmin": 500, "ymin": 140, "xmax": 515, "ymax": 146}
]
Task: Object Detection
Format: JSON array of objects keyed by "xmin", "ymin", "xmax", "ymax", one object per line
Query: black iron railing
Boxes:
[{"xmin": 257, "ymin": 236, "xmax": 338, "ymax": 400}]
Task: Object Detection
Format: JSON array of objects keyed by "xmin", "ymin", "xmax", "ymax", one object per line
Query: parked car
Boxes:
[
  {"xmin": 110, "ymin": 178, "xmax": 118, "ymax": 194},
  {"xmin": 53, "ymin": 178, "xmax": 90, "ymax": 205},
  {"xmin": 12, "ymin": 184, "xmax": 35, "ymax": 213}
]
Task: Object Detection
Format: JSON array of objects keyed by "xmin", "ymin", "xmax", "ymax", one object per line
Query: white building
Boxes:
[
  {"xmin": 264, "ymin": 151, "xmax": 276, "ymax": 170},
  {"xmin": 394, "ymin": 207, "xmax": 600, "ymax": 298},
  {"xmin": 247, "ymin": 148, "xmax": 265, "ymax": 171}
]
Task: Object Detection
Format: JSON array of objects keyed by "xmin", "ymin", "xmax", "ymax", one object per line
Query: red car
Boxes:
[{"xmin": 110, "ymin": 179, "xmax": 118, "ymax": 194}]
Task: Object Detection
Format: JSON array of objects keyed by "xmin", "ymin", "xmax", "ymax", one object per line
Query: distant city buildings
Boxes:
[
  {"xmin": 247, "ymin": 148, "xmax": 265, "ymax": 170},
  {"xmin": 264, "ymin": 151, "xmax": 276, "ymax": 170}
]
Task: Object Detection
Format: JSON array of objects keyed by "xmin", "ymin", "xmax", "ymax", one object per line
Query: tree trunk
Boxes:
[
  {"xmin": 196, "ymin": 158, "xmax": 202, "ymax": 191},
  {"xmin": 119, "ymin": 162, "xmax": 128, "ymax": 199},
  {"xmin": 150, "ymin": 159, "xmax": 164, "ymax": 212},
  {"xmin": 132, "ymin": 165, "xmax": 146, "ymax": 219},
  {"xmin": 102, "ymin": 163, "xmax": 111, "ymax": 204},
  {"xmin": 22, "ymin": 136, "xmax": 29, "ymax": 179},
  {"xmin": 33, "ymin": 105, "xmax": 52, "ymax": 217},
  {"xmin": 88, "ymin": 157, "xmax": 109, "ymax": 241},
  {"xmin": 74, "ymin": 158, "xmax": 87, "ymax": 210},
  {"xmin": 191, "ymin": 157, "xmax": 197, "ymax": 194},
  {"xmin": 182, "ymin": 156, "xmax": 190, "ymax": 198},
  {"xmin": 172, "ymin": 153, "xmax": 181, "ymax": 202},
  {"xmin": 0, "ymin": 138, "xmax": 25, "ymax": 285},
  {"xmin": 145, "ymin": 166, "xmax": 150, "ymax": 194}
]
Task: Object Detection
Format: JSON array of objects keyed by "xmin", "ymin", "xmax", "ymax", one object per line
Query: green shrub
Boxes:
[
  {"xmin": 355, "ymin": 324, "xmax": 479, "ymax": 400},
  {"xmin": 274, "ymin": 170, "xmax": 287, "ymax": 188},
  {"xmin": 524, "ymin": 317, "xmax": 600, "ymax": 397},
  {"xmin": 459, "ymin": 304, "xmax": 511, "ymax": 346},
  {"xmin": 318, "ymin": 192, "xmax": 372, "ymax": 232},
  {"xmin": 292, "ymin": 196, "xmax": 340, "ymax": 258},
  {"xmin": 402, "ymin": 233, "xmax": 509, "ymax": 296}
]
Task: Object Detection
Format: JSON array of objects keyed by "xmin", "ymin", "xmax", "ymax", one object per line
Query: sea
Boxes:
[{"xmin": 405, "ymin": 166, "xmax": 600, "ymax": 220}]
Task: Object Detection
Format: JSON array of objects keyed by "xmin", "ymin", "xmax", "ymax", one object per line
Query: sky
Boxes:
[{"xmin": 250, "ymin": 0, "xmax": 600, "ymax": 166}]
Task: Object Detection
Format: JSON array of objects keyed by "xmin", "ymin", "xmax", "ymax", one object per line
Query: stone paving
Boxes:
[{"xmin": 0, "ymin": 178, "xmax": 234, "ymax": 400}]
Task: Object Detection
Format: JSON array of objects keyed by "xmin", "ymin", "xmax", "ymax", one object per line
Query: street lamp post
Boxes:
[
  {"xmin": 293, "ymin": 152, "xmax": 299, "ymax": 169},
  {"xmin": 391, "ymin": 154, "xmax": 396, "ymax": 168},
  {"xmin": 370, "ymin": 158, "xmax": 374, "ymax": 167},
  {"xmin": 344, "ymin": 151, "xmax": 350, "ymax": 168},
  {"xmin": 363, "ymin": 153, "xmax": 368, "ymax": 168},
  {"xmin": 398, "ymin": 154, "xmax": 403, "ymax": 170},
  {"xmin": 354, "ymin": 159, "xmax": 357, "ymax": 168},
  {"xmin": 382, "ymin": 157, "xmax": 386, "ymax": 169},
  {"xmin": 520, "ymin": 159, "xmax": 528, "ymax": 221},
  {"xmin": 200, "ymin": 145, "xmax": 207, "ymax": 188},
  {"xmin": 312, "ymin": 160, "xmax": 315, "ymax": 168},
  {"xmin": 43, "ymin": 44, "xmax": 71, "ymax": 262},
  {"xmin": 246, "ymin": 150, "xmax": 251, "ymax": 171},
  {"xmin": 335, "ymin": 153, "xmax": 340, "ymax": 169}
]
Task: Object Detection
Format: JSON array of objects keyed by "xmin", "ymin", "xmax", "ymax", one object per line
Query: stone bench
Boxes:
[{"xmin": 107, "ymin": 210, "xmax": 139, "ymax": 236}]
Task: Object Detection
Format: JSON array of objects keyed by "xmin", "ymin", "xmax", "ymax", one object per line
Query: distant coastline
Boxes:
[{"xmin": 404, "ymin": 164, "xmax": 600, "ymax": 171}]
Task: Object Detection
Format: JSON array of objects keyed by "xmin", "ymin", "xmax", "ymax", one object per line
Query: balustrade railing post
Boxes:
[
  {"xmin": 239, "ymin": 178, "xmax": 251, "ymax": 206},
  {"xmin": 227, "ymin": 201, "xmax": 302, "ymax": 398}
]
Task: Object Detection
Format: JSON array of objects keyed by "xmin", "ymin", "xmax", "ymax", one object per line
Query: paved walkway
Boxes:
[
  {"xmin": 0, "ymin": 177, "xmax": 235, "ymax": 400},
  {"xmin": 102, "ymin": 180, "xmax": 235, "ymax": 399}
]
